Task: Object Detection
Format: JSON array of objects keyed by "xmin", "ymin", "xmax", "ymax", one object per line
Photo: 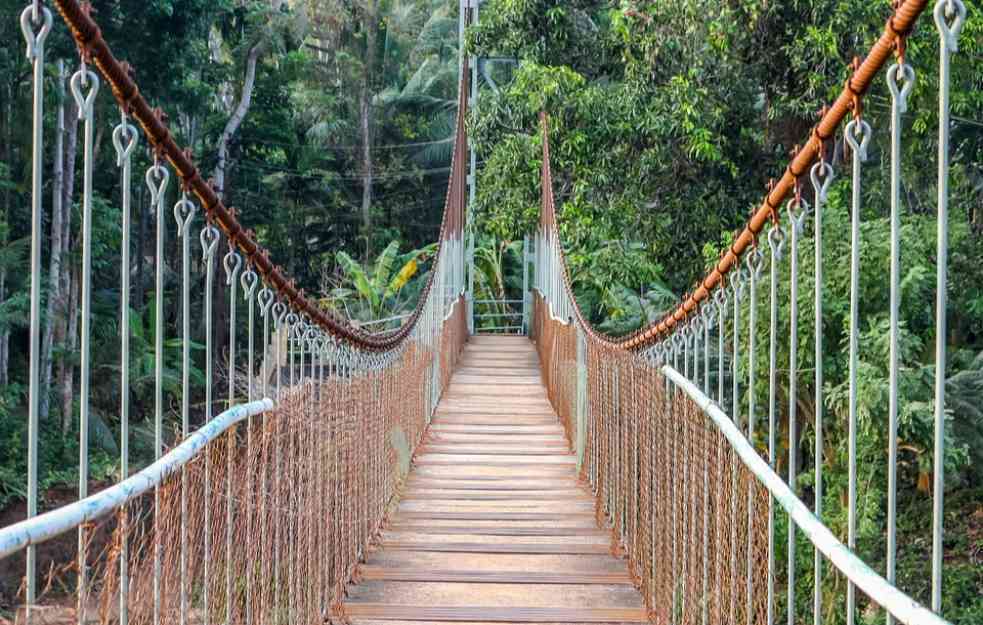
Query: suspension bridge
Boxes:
[{"xmin": 0, "ymin": 0, "xmax": 971, "ymax": 623}]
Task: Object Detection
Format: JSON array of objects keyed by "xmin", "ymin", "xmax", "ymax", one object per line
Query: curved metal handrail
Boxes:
[
  {"xmin": 51, "ymin": 0, "xmax": 470, "ymax": 352},
  {"xmin": 662, "ymin": 366, "xmax": 948, "ymax": 625},
  {"xmin": 537, "ymin": 0, "xmax": 929, "ymax": 352},
  {"xmin": 0, "ymin": 399, "xmax": 273, "ymax": 560}
]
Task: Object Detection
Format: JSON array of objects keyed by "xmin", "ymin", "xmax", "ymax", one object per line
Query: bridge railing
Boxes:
[
  {"xmin": 3, "ymin": 1, "xmax": 474, "ymax": 623},
  {"xmin": 531, "ymin": 1, "xmax": 966, "ymax": 624}
]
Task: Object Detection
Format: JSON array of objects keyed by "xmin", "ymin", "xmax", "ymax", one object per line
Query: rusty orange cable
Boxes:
[
  {"xmin": 51, "ymin": 0, "xmax": 470, "ymax": 351},
  {"xmin": 612, "ymin": 0, "xmax": 930, "ymax": 350}
]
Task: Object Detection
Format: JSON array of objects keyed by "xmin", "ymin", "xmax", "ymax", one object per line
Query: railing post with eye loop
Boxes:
[
  {"xmin": 931, "ymin": 1, "xmax": 965, "ymax": 614},
  {"xmin": 745, "ymin": 245, "xmax": 764, "ymax": 625},
  {"xmin": 199, "ymin": 223, "xmax": 220, "ymax": 625},
  {"xmin": 174, "ymin": 190, "xmax": 196, "ymax": 625},
  {"xmin": 845, "ymin": 108, "xmax": 872, "ymax": 625},
  {"xmin": 766, "ymin": 222, "xmax": 786, "ymax": 625},
  {"xmin": 114, "ymin": 108, "xmax": 139, "ymax": 625},
  {"xmin": 885, "ymin": 42, "xmax": 915, "ymax": 625},
  {"xmin": 810, "ymin": 155, "xmax": 833, "ymax": 625},
  {"xmin": 787, "ymin": 190, "xmax": 811, "ymax": 625},
  {"xmin": 728, "ymin": 266, "xmax": 747, "ymax": 625},
  {"xmin": 240, "ymin": 267, "xmax": 259, "ymax": 625},
  {"xmin": 715, "ymin": 288, "xmax": 727, "ymax": 406},
  {"xmin": 72, "ymin": 58, "xmax": 100, "ymax": 625},
  {"xmin": 20, "ymin": 4, "xmax": 52, "ymax": 610}
]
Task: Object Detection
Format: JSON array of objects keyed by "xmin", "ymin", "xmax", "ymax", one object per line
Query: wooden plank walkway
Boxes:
[{"xmin": 344, "ymin": 335, "xmax": 648, "ymax": 624}]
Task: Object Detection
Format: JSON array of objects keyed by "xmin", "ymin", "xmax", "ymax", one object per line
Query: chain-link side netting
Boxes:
[
  {"xmin": 9, "ymin": 303, "xmax": 466, "ymax": 625},
  {"xmin": 534, "ymin": 300, "xmax": 769, "ymax": 625}
]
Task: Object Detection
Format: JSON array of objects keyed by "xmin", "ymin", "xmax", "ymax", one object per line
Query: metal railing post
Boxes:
[
  {"xmin": 575, "ymin": 326, "xmax": 587, "ymax": 472},
  {"xmin": 521, "ymin": 235, "xmax": 531, "ymax": 335}
]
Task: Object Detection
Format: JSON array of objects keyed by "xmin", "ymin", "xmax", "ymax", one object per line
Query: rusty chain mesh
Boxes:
[
  {"xmin": 5, "ymin": 3, "xmax": 475, "ymax": 622},
  {"xmin": 534, "ymin": 301, "xmax": 769, "ymax": 624},
  {"xmin": 534, "ymin": 101, "xmax": 773, "ymax": 623},
  {"xmin": 12, "ymin": 304, "xmax": 467, "ymax": 625}
]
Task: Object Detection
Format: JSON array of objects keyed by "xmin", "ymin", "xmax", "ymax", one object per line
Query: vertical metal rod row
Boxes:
[
  {"xmin": 931, "ymin": 1, "xmax": 964, "ymax": 613},
  {"xmin": 729, "ymin": 276, "xmax": 743, "ymax": 625},
  {"xmin": 147, "ymin": 156, "xmax": 169, "ymax": 625},
  {"xmin": 844, "ymin": 116, "xmax": 872, "ymax": 625},
  {"xmin": 260, "ymin": 291, "xmax": 273, "ymax": 399},
  {"xmin": 702, "ymin": 312, "xmax": 710, "ymax": 625},
  {"xmin": 257, "ymin": 290, "xmax": 273, "ymax": 618},
  {"xmin": 681, "ymin": 331, "xmax": 690, "ymax": 625},
  {"xmin": 286, "ymin": 313, "xmax": 298, "ymax": 625},
  {"xmin": 174, "ymin": 192, "xmax": 194, "ymax": 625},
  {"xmin": 703, "ymin": 311, "xmax": 710, "ymax": 396},
  {"xmin": 20, "ymin": 6, "xmax": 51, "ymax": 612},
  {"xmin": 226, "ymin": 252, "xmax": 242, "ymax": 407},
  {"xmin": 671, "ymin": 341, "xmax": 680, "ymax": 619},
  {"xmin": 732, "ymin": 278, "xmax": 741, "ymax": 428},
  {"xmin": 717, "ymin": 292, "xmax": 725, "ymax": 405},
  {"xmin": 768, "ymin": 225, "xmax": 784, "ymax": 625},
  {"xmin": 223, "ymin": 250, "xmax": 241, "ymax": 625},
  {"xmin": 114, "ymin": 114, "xmax": 138, "ymax": 625},
  {"xmin": 810, "ymin": 157, "xmax": 832, "ymax": 625},
  {"xmin": 72, "ymin": 64, "xmax": 100, "ymax": 625},
  {"xmin": 746, "ymin": 250, "xmax": 762, "ymax": 625},
  {"xmin": 691, "ymin": 323, "xmax": 698, "ymax": 384},
  {"xmin": 243, "ymin": 273, "xmax": 257, "ymax": 405},
  {"xmin": 886, "ymin": 57, "xmax": 914, "ymax": 625},
  {"xmin": 241, "ymin": 270, "xmax": 258, "ymax": 625},
  {"xmin": 272, "ymin": 302, "xmax": 287, "ymax": 623},
  {"xmin": 200, "ymin": 224, "xmax": 220, "ymax": 625},
  {"xmin": 788, "ymin": 200, "xmax": 804, "ymax": 625}
]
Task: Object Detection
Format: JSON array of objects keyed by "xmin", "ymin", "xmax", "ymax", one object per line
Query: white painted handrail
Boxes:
[
  {"xmin": 0, "ymin": 398, "xmax": 274, "ymax": 560},
  {"xmin": 662, "ymin": 366, "xmax": 949, "ymax": 625}
]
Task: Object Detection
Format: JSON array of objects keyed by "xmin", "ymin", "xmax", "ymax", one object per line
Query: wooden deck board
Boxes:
[
  {"xmin": 342, "ymin": 335, "xmax": 645, "ymax": 623},
  {"xmin": 343, "ymin": 605, "xmax": 649, "ymax": 623},
  {"xmin": 357, "ymin": 567, "xmax": 631, "ymax": 584}
]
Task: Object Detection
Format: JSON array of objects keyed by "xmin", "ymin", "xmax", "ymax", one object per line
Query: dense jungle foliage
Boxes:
[
  {"xmin": 465, "ymin": 1, "xmax": 982, "ymax": 623},
  {"xmin": 0, "ymin": 0, "xmax": 464, "ymax": 504},
  {"xmin": 0, "ymin": 0, "xmax": 979, "ymax": 623}
]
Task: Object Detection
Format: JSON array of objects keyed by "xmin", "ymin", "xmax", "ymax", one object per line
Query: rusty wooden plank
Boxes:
[
  {"xmin": 342, "ymin": 604, "xmax": 649, "ymax": 622},
  {"xmin": 357, "ymin": 567, "xmax": 631, "ymax": 584}
]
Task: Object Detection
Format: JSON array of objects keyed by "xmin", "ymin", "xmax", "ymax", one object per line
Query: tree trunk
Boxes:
[
  {"xmin": 360, "ymin": 0, "xmax": 378, "ymax": 260},
  {"xmin": 136, "ymin": 185, "xmax": 145, "ymax": 309},
  {"xmin": 0, "ymin": 267, "xmax": 7, "ymax": 388},
  {"xmin": 213, "ymin": 42, "xmax": 263, "ymax": 200},
  {"xmin": 211, "ymin": 39, "xmax": 264, "ymax": 368},
  {"xmin": 58, "ymin": 98, "xmax": 80, "ymax": 434},
  {"xmin": 61, "ymin": 264, "xmax": 79, "ymax": 434},
  {"xmin": 40, "ymin": 62, "xmax": 66, "ymax": 423},
  {"xmin": 360, "ymin": 90, "xmax": 373, "ymax": 259},
  {"xmin": 0, "ymin": 80, "xmax": 11, "ymax": 388}
]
